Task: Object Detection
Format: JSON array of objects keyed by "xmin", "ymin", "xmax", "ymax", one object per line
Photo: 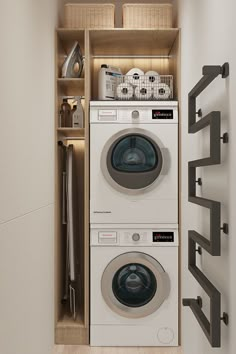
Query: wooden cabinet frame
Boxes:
[{"xmin": 55, "ymin": 27, "xmax": 180, "ymax": 345}]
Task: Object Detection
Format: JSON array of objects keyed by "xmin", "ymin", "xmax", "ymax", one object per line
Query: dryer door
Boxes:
[
  {"xmin": 101, "ymin": 252, "xmax": 170, "ymax": 318},
  {"xmin": 101, "ymin": 128, "xmax": 165, "ymax": 193}
]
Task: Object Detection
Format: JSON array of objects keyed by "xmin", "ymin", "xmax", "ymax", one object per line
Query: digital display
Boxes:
[
  {"xmin": 152, "ymin": 109, "xmax": 173, "ymax": 119},
  {"xmin": 153, "ymin": 232, "xmax": 174, "ymax": 242}
]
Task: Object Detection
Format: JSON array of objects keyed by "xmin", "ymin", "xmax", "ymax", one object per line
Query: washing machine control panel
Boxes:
[{"xmin": 91, "ymin": 228, "xmax": 178, "ymax": 246}]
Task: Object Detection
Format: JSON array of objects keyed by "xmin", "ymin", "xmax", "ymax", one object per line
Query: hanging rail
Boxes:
[{"xmin": 183, "ymin": 62, "xmax": 229, "ymax": 348}]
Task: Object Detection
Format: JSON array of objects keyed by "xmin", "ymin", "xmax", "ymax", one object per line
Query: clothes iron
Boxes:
[{"xmin": 62, "ymin": 41, "xmax": 84, "ymax": 78}]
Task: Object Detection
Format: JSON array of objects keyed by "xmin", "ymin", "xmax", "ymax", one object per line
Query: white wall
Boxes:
[
  {"xmin": 0, "ymin": 1, "xmax": 58, "ymax": 353},
  {"xmin": 180, "ymin": 0, "xmax": 236, "ymax": 353}
]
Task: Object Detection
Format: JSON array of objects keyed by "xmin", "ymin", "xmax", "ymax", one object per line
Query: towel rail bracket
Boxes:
[
  {"xmin": 221, "ymin": 312, "xmax": 229, "ymax": 326},
  {"xmin": 196, "ymin": 108, "xmax": 203, "ymax": 117},
  {"xmin": 202, "ymin": 62, "xmax": 229, "ymax": 78},
  {"xmin": 220, "ymin": 132, "xmax": 229, "ymax": 143},
  {"xmin": 221, "ymin": 223, "xmax": 229, "ymax": 235},
  {"xmin": 195, "ymin": 178, "xmax": 202, "ymax": 186},
  {"xmin": 221, "ymin": 62, "xmax": 230, "ymax": 78}
]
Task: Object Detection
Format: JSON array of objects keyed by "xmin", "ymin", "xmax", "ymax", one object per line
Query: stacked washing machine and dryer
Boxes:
[{"xmin": 90, "ymin": 100, "xmax": 179, "ymax": 346}]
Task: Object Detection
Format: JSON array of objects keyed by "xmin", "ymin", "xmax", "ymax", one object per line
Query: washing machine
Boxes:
[
  {"xmin": 90, "ymin": 224, "xmax": 179, "ymax": 347},
  {"xmin": 90, "ymin": 101, "xmax": 178, "ymax": 224}
]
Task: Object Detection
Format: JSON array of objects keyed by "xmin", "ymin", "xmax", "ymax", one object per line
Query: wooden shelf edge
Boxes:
[
  {"xmin": 57, "ymin": 78, "xmax": 84, "ymax": 81},
  {"xmin": 56, "ymin": 318, "xmax": 85, "ymax": 329},
  {"xmin": 55, "ymin": 323, "xmax": 89, "ymax": 345},
  {"xmin": 57, "ymin": 128, "xmax": 85, "ymax": 136},
  {"xmin": 57, "ymin": 27, "xmax": 179, "ymax": 31},
  {"xmin": 57, "ymin": 28, "xmax": 85, "ymax": 32}
]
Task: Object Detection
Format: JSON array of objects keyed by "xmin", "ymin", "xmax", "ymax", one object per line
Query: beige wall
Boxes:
[
  {"xmin": 0, "ymin": 0, "xmax": 58, "ymax": 353},
  {"xmin": 179, "ymin": 0, "xmax": 236, "ymax": 353}
]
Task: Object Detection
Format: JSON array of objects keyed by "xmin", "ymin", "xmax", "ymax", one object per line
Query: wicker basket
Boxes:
[
  {"xmin": 123, "ymin": 4, "xmax": 173, "ymax": 29},
  {"xmin": 64, "ymin": 3, "xmax": 115, "ymax": 29}
]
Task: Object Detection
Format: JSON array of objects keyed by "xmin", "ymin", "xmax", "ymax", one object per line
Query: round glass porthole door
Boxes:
[
  {"xmin": 112, "ymin": 263, "xmax": 157, "ymax": 307},
  {"xmin": 101, "ymin": 252, "xmax": 170, "ymax": 318},
  {"xmin": 101, "ymin": 130, "xmax": 163, "ymax": 191},
  {"xmin": 111, "ymin": 135, "xmax": 157, "ymax": 173}
]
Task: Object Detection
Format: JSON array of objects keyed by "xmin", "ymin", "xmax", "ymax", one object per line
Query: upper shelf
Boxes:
[
  {"xmin": 89, "ymin": 28, "xmax": 179, "ymax": 56},
  {"xmin": 57, "ymin": 28, "xmax": 179, "ymax": 57}
]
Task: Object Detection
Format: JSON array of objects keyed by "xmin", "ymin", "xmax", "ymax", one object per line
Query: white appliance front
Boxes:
[
  {"xmin": 90, "ymin": 101, "xmax": 178, "ymax": 224},
  {"xmin": 90, "ymin": 224, "xmax": 179, "ymax": 347}
]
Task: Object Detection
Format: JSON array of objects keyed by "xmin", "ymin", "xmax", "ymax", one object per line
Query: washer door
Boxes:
[
  {"xmin": 101, "ymin": 252, "xmax": 170, "ymax": 318},
  {"xmin": 101, "ymin": 128, "xmax": 164, "ymax": 192}
]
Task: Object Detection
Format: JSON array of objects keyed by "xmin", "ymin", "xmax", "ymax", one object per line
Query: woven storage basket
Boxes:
[
  {"xmin": 64, "ymin": 3, "xmax": 115, "ymax": 28},
  {"xmin": 123, "ymin": 3, "xmax": 173, "ymax": 29}
]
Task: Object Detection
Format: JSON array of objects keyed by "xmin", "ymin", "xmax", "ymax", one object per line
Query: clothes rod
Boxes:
[{"xmin": 91, "ymin": 55, "xmax": 173, "ymax": 59}]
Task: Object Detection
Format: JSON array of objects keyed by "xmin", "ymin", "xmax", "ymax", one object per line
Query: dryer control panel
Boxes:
[
  {"xmin": 91, "ymin": 226, "xmax": 178, "ymax": 246},
  {"xmin": 90, "ymin": 101, "xmax": 178, "ymax": 124}
]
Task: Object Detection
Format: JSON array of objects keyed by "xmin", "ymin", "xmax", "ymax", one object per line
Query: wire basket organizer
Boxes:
[{"xmin": 115, "ymin": 75, "xmax": 173, "ymax": 101}]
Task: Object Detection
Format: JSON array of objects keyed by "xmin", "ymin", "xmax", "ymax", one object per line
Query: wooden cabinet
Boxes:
[
  {"xmin": 55, "ymin": 28, "xmax": 89, "ymax": 345},
  {"xmin": 55, "ymin": 27, "xmax": 180, "ymax": 345}
]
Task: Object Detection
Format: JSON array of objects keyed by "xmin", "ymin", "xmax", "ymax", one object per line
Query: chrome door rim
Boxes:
[{"xmin": 101, "ymin": 252, "xmax": 170, "ymax": 318}]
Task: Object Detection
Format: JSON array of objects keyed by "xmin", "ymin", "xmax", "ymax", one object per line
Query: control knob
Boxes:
[
  {"xmin": 132, "ymin": 233, "xmax": 141, "ymax": 241},
  {"xmin": 132, "ymin": 110, "xmax": 139, "ymax": 119}
]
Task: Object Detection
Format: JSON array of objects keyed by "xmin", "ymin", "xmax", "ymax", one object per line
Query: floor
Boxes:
[{"xmin": 53, "ymin": 346, "xmax": 182, "ymax": 354}]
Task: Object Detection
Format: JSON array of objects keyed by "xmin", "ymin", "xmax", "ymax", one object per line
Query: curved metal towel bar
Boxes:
[{"xmin": 182, "ymin": 63, "xmax": 229, "ymax": 348}]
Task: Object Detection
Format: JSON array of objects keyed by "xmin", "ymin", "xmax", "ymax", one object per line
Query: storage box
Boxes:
[
  {"xmin": 64, "ymin": 3, "xmax": 115, "ymax": 29},
  {"xmin": 123, "ymin": 4, "xmax": 173, "ymax": 29}
]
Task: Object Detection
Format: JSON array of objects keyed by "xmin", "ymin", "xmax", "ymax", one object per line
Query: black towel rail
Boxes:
[{"xmin": 183, "ymin": 63, "xmax": 229, "ymax": 348}]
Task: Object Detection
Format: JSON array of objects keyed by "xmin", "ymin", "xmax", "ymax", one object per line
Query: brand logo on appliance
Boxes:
[
  {"xmin": 153, "ymin": 232, "xmax": 174, "ymax": 242},
  {"xmin": 152, "ymin": 109, "xmax": 173, "ymax": 119}
]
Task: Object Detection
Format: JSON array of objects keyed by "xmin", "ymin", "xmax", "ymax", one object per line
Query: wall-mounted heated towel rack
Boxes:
[{"xmin": 183, "ymin": 63, "xmax": 229, "ymax": 348}]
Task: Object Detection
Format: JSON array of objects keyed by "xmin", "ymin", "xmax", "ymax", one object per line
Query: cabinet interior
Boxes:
[{"xmin": 88, "ymin": 29, "xmax": 179, "ymax": 100}]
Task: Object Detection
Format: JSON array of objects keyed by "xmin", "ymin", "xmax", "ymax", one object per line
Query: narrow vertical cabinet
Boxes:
[
  {"xmin": 55, "ymin": 28, "xmax": 89, "ymax": 344},
  {"xmin": 55, "ymin": 28, "xmax": 180, "ymax": 345}
]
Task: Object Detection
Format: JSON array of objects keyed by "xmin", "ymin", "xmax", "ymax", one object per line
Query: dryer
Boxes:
[
  {"xmin": 90, "ymin": 224, "xmax": 179, "ymax": 346},
  {"xmin": 90, "ymin": 101, "xmax": 178, "ymax": 224}
]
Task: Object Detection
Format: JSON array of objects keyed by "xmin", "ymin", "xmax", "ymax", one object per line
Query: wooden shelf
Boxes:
[
  {"xmin": 57, "ymin": 28, "xmax": 85, "ymax": 43},
  {"xmin": 57, "ymin": 128, "xmax": 85, "ymax": 138},
  {"xmin": 89, "ymin": 28, "xmax": 179, "ymax": 56},
  {"xmin": 57, "ymin": 78, "xmax": 84, "ymax": 96}
]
